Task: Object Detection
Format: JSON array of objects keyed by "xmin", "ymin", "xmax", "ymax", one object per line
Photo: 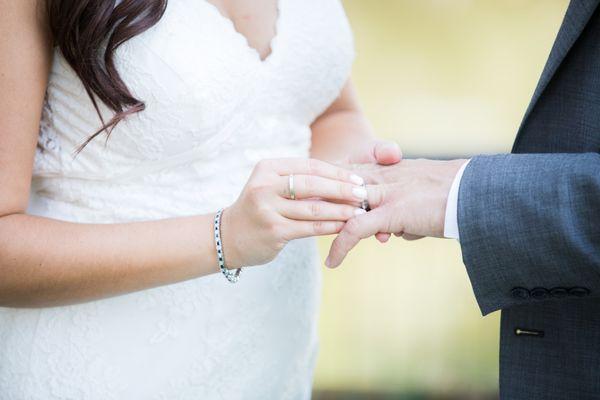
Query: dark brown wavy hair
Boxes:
[{"xmin": 47, "ymin": 0, "xmax": 168, "ymax": 152}]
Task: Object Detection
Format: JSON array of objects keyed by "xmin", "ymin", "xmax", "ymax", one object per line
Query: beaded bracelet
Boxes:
[{"xmin": 214, "ymin": 209, "xmax": 242, "ymax": 283}]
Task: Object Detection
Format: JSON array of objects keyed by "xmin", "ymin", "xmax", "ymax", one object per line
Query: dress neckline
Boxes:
[{"xmin": 201, "ymin": 0, "xmax": 282, "ymax": 64}]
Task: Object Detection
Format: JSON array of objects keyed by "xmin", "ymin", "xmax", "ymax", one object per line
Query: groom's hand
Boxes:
[
  {"xmin": 342, "ymin": 139, "xmax": 402, "ymax": 242},
  {"xmin": 325, "ymin": 158, "xmax": 468, "ymax": 268},
  {"xmin": 342, "ymin": 140, "xmax": 402, "ymax": 166}
]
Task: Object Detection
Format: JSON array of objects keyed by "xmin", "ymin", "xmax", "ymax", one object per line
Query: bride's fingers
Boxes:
[
  {"xmin": 262, "ymin": 158, "xmax": 364, "ymax": 185},
  {"xmin": 285, "ymin": 220, "xmax": 345, "ymax": 240},
  {"xmin": 302, "ymin": 197, "xmax": 362, "ymax": 208},
  {"xmin": 278, "ymin": 199, "xmax": 365, "ymax": 221},
  {"xmin": 277, "ymin": 175, "xmax": 368, "ymax": 203}
]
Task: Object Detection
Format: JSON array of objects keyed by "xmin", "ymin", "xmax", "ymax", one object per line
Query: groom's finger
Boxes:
[
  {"xmin": 344, "ymin": 140, "xmax": 402, "ymax": 165},
  {"xmin": 373, "ymin": 141, "xmax": 402, "ymax": 165},
  {"xmin": 325, "ymin": 210, "xmax": 386, "ymax": 268},
  {"xmin": 375, "ymin": 232, "xmax": 391, "ymax": 243},
  {"xmin": 365, "ymin": 184, "xmax": 386, "ymax": 208}
]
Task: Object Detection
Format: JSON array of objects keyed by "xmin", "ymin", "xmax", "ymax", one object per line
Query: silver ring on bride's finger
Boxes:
[{"xmin": 288, "ymin": 174, "xmax": 296, "ymax": 200}]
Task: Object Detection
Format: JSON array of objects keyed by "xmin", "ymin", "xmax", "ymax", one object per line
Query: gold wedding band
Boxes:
[{"xmin": 289, "ymin": 174, "xmax": 296, "ymax": 200}]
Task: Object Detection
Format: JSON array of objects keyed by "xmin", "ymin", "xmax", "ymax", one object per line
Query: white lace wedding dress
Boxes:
[{"xmin": 0, "ymin": 1, "xmax": 354, "ymax": 398}]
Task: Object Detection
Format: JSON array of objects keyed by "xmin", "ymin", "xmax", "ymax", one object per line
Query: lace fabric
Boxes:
[{"xmin": 0, "ymin": 0, "xmax": 354, "ymax": 398}]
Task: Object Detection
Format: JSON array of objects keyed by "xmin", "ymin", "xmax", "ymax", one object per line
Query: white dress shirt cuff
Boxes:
[{"xmin": 443, "ymin": 159, "xmax": 471, "ymax": 240}]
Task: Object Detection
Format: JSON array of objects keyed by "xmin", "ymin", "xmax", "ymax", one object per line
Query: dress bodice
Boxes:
[
  {"xmin": 31, "ymin": 0, "xmax": 354, "ymax": 223},
  {"xmin": 1, "ymin": 1, "xmax": 355, "ymax": 399}
]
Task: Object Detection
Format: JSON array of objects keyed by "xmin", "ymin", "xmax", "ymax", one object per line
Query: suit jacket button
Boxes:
[
  {"xmin": 569, "ymin": 287, "xmax": 590, "ymax": 297},
  {"xmin": 550, "ymin": 287, "xmax": 568, "ymax": 298},
  {"xmin": 511, "ymin": 287, "xmax": 530, "ymax": 299},
  {"xmin": 531, "ymin": 287, "xmax": 549, "ymax": 299}
]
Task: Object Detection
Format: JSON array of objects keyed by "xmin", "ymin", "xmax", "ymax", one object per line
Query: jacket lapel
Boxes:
[{"xmin": 512, "ymin": 0, "xmax": 600, "ymax": 151}]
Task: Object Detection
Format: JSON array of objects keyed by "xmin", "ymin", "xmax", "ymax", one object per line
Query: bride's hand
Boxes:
[{"xmin": 221, "ymin": 158, "xmax": 367, "ymax": 268}]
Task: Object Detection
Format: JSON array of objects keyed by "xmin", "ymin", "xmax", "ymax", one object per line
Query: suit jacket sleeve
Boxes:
[{"xmin": 458, "ymin": 152, "xmax": 600, "ymax": 315}]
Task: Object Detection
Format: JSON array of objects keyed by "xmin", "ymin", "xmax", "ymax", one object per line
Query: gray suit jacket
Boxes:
[{"xmin": 458, "ymin": 0, "xmax": 600, "ymax": 398}]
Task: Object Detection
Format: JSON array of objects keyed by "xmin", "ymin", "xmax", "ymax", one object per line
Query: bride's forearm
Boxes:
[
  {"xmin": 0, "ymin": 157, "xmax": 366, "ymax": 308},
  {"xmin": 310, "ymin": 80, "xmax": 375, "ymax": 162},
  {"xmin": 0, "ymin": 213, "xmax": 218, "ymax": 308}
]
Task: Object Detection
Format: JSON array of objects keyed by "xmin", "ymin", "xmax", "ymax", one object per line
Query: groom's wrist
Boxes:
[{"xmin": 443, "ymin": 159, "xmax": 471, "ymax": 240}]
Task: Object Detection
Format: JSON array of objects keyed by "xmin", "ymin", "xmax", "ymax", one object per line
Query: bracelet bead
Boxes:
[{"xmin": 214, "ymin": 209, "xmax": 242, "ymax": 283}]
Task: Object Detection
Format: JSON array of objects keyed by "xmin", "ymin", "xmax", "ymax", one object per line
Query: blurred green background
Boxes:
[{"xmin": 313, "ymin": 1, "xmax": 569, "ymax": 398}]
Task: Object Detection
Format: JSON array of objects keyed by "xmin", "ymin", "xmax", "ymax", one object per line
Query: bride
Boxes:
[{"xmin": 0, "ymin": 0, "xmax": 399, "ymax": 398}]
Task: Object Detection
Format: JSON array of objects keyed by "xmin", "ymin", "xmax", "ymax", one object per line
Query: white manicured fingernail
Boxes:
[
  {"xmin": 354, "ymin": 208, "xmax": 367, "ymax": 216},
  {"xmin": 352, "ymin": 186, "xmax": 367, "ymax": 200},
  {"xmin": 350, "ymin": 174, "xmax": 364, "ymax": 185}
]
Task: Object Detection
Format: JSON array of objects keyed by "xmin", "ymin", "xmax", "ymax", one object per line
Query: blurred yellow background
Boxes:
[{"xmin": 313, "ymin": 1, "xmax": 569, "ymax": 398}]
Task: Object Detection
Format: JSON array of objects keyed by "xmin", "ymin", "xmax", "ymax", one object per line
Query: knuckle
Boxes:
[
  {"xmin": 343, "ymin": 206, "xmax": 356, "ymax": 219},
  {"xmin": 263, "ymin": 218, "xmax": 280, "ymax": 237},
  {"xmin": 268, "ymin": 224, "xmax": 280, "ymax": 238},
  {"xmin": 344, "ymin": 218, "xmax": 361, "ymax": 236},
  {"xmin": 247, "ymin": 183, "xmax": 261, "ymax": 195},
  {"xmin": 255, "ymin": 159, "xmax": 271, "ymax": 173},
  {"xmin": 254, "ymin": 159, "xmax": 266, "ymax": 171},
  {"xmin": 384, "ymin": 215, "xmax": 396, "ymax": 234},
  {"xmin": 312, "ymin": 220, "xmax": 325, "ymax": 234},
  {"xmin": 307, "ymin": 158, "xmax": 320, "ymax": 175},
  {"xmin": 245, "ymin": 185, "xmax": 258, "ymax": 200},
  {"xmin": 371, "ymin": 185, "xmax": 384, "ymax": 206},
  {"xmin": 309, "ymin": 202, "xmax": 321, "ymax": 218},
  {"xmin": 379, "ymin": 186, "xmax": 388, "ymax": 203},
  {"xmin": 302, "ymin": 175, "xmax": 313, "ymax": 196},
  {"xmin": 246, "ymin": 184, "xmax": 266, "ymax": 203},
  {"xmin": 338, "ymin": 182, "xmax": 348, "ymax": 198},
  {"xmin": 256, "ymin": 199, "xmax": 273, "ymax": 214},
  {"xmin": 331, "ymin": 235, "xmax": 348, "ymax": 254}
]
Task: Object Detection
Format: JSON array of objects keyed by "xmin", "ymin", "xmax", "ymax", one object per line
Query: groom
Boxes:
[{"xmin": 332, "ymin": 0, "xmax": 600, "ymax": 398}]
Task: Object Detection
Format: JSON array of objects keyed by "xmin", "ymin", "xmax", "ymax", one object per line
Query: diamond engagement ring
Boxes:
[{"xmin": 360, "ymin": 183, "xmax": 370, "ymax": 211}]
